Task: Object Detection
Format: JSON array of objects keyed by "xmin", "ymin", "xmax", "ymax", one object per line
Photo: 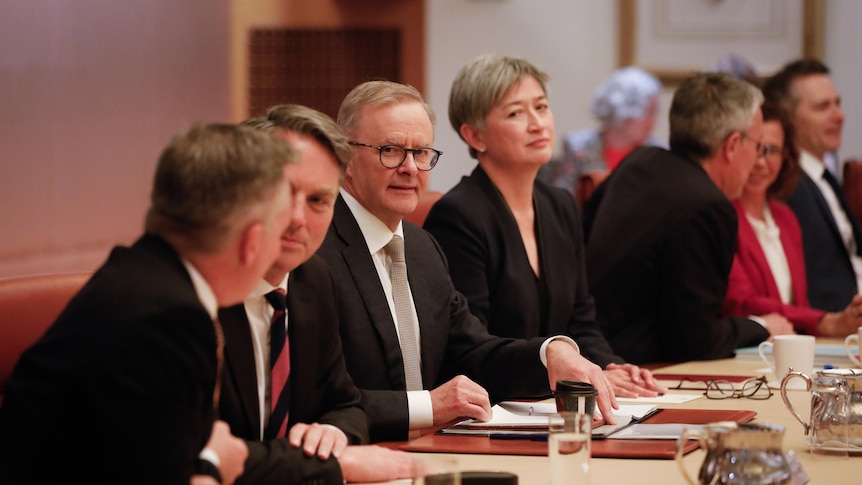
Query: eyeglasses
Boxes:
[
  {"xmin": 760, "ymin": 143, "xmax": 783, "ymax": 158},
  {"xmin": 739, "ymin": 131, "xmax": 769, "ymax": 159},
  {"xmin": 704, "ymin": 376, "xmax": 773, "ymax": 400},
  {"xmin": 348, "ymin": 142, "xmax": 442, "ymax": 171}
]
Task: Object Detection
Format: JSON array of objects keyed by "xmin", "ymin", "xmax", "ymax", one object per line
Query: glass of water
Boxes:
[{"xmin": 548, "ymin": 412, "xmax": 591, "ymax": 485}]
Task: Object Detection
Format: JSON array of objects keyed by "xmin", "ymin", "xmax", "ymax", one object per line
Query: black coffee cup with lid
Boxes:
[{"xmin": 554, "ymin": 380, "xmax": 597, "ymax": 416}]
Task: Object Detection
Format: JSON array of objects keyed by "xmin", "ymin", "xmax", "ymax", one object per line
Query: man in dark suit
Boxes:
[
  {"xmin": 317, "ymin": 80, "xmax": 621, "ymax": 443},
  {"xmin": 0, "ymin": 124, "xmax": 295, "ymax": 484},
  {"xmin": 219, "ymin": 105, "xmax": 429, "ymax": 484},
  {"xmin": 585, "ymin": 73, "xmax": 794, "ymax": 365},
  {"xmin": 763, "ymin": 59, "xmax": 862, "ymax": 312}
]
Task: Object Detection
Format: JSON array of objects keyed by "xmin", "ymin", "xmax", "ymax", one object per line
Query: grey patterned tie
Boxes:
[{"xmin": 385, "ymin": 235, "xmax": 423, "ymax": 391}]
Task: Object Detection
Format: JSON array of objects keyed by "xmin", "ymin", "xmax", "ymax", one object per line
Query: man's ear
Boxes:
[
  {"xmin": 238, "ymin": 221, "xmax": 265, "ymax": 266},
  {"xmin": 722, "ymin": 131, "xmax": 743, "ymax": 165},
  {"xmin": 459, "ymin": 124, "xmax": 486, "ymax": 154}
]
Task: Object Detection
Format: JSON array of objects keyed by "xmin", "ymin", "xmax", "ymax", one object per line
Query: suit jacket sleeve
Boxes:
[
  {"xmin": 723, "ymin": 203, "xmax": 825, "ymax": 334},
  {"xmin": 237, "ymin": 441, "xmax": 343, "ymax": 485},
  {"xmin": 658, "ymin": 200, "xmax": 769, "ymax": 361}
]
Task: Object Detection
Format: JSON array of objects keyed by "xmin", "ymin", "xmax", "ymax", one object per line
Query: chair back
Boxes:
[
  {"xmin": 0, "ymin": 272, "xmax": 90, "ymax": 396},
  {"xmin": 843, "ymin": 159, "xmax": 862, "ymax": 227},
  {"xmin": 405, "ymin": 190, "xmax": 443, "ymax": 227}
]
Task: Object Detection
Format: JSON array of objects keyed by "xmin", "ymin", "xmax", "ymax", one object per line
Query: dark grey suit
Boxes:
[
  {"xmin": 585, "ymin": 147, "xmax": 769, "ymax": 364},
  {"xmin": 0, "ymin": 234, "xmax": 219, "ymax": 484},
  {"xmin": 317, "ymin": 196, "xmax": 553, "ymax": 442},
  {"xmin": 218, "ymin": 255, "xmax": 368, "ymax": 485},
  {"xmin": 786, "ymin": 171, "xmax": 862, "ymax": 312}
]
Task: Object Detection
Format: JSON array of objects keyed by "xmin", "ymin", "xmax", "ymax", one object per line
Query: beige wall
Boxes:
[
  {"xmin": 230, "ymin": 0, "xmax": 424, "ymax": 120},
  {"xmin": 0, "ymin": 0, "xmax": 231, "ymax": 278}
]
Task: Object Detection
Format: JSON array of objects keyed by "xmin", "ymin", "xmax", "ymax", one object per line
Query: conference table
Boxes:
[{"xmin": 378, "ymin": 341, "xmax": 859, "ymax": 484}]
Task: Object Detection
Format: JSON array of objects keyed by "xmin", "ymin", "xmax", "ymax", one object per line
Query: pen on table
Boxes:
[{"xmin": 489, "ymin": 433, "xmax": 548, "ymax": 441}]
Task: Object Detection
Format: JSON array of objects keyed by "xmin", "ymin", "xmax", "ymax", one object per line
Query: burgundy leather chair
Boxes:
[
  {"xmin": 843, "ymin": 159, "xmax": 862, "ymax": 227},
  {"xmin": 405, "ymin": 190, "xmax": 443, "ymax": 228},
  {"xmin": 0, "ymin": 272, "xmax": 90, "ymax": 403}
]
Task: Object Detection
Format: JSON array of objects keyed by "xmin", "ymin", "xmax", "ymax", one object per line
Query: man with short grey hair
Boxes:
[{"xmin": 586, "ymin": 72, "xmax": 794, "ymax": 364}]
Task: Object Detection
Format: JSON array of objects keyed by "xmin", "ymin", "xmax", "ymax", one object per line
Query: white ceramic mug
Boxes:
[
  {"xmin": 758, "ymin": 335, "xmax": 815, "ymax": 389},
  {"xmin": 845, "ymin": 327, "xmax": 862, "ymax": 367}
]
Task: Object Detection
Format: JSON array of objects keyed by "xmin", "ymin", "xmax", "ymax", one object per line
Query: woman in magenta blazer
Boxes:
[{"xmin": 723, "ymin": 102, "xmax": 862, "ymax": 336}]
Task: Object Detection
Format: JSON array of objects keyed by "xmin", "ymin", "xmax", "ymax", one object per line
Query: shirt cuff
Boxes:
[
  {"xmin": 748, "ymin": 315, "xmax": 768, "ymax": 328},
  {"xmin": 407, "ymin": 390, "xmax": 434, "ymax": 430},
  {"xmin": 539, "ymin": 335, "xmax": 580, "ymax": 367},
  {"xmin": 198, "ymin": 447, "xmax": 221, "ymax": 468}
]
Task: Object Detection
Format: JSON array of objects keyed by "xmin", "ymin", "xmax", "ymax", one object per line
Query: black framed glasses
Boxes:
[
  {"xmin": 760, "ymin": 143, "xmax": 783, "ymax": 158},
  {"xmin": 348, "ymin": 142, "xmax": 442, "ymax": 171},
  {"xmin": 704, "ymin": 376, "xmax": 773, "ymax": 400}
]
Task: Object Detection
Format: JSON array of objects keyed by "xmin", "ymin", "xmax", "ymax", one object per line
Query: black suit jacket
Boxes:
[
  {"xmin": 585, "ymin": 147, "xmax": 769, "ymax": 364},
  {"xmin": 786, "ymin": 171, "xmax": 862, "ymax": 312},
  {"xmin": 424, "ymin": 165, "xmax": 623, "ymax": 367},
  {"xmin": 317, "ymin": 196, "xmax": 552, "ymax": 442},
  {"xmin": 218, "ymin": 255, "xmax": 368, "ymax": 485},
  {"xmin": 0, "ymin": 234, "xmax": 218, "ymax": 484}
]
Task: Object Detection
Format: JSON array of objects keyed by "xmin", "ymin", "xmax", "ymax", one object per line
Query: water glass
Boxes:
[{"xmin": 548, "ymin": 412, "xmax": 591, "ymax": 485}]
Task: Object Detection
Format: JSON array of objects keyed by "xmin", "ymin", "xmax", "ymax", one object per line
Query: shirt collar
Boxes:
[
  {"xmin": 247, "ymin": 274, "xmax": 290, "ymax": 302},
  {"xmin": 798, "ymin": 149, "xmax": 826, "ymax": 180},
  {"xmin": 181, "ymin": 258, "xmax": 219, "ymax": 320},
  {"xmin": 340, "ymin": 188, "xmax": 404, "ymax": 254}
]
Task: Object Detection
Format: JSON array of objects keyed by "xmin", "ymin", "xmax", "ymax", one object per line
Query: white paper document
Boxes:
[
  {"xmin": 608, "ymin": 423, "xmax": 706, "ymax": 440},
  {"xmin": 617, "ymin": 393, "xmax": 702, "ymax": 405}
]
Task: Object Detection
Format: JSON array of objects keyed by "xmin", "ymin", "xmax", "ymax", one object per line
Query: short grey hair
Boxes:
[
  {"xmin": 449, "ymin": 53, "xmax": 550, "ymax": 159},
  {"xmin": 590, "ymin": 67, "xmax": 660, "ymax": 126},
  {"xmin": 337, "ymin": 81, "xmax": 435, "ymax": 139},
  {"xmin": 145, "ymin": 123, "xmax": 296, "ymax": 252},
  {"xmin": 669, "ymin": 72, "xmax": 763, "ymax": 161}
]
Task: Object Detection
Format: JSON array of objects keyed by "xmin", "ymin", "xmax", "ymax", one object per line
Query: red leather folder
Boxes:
[{"xmin": 399, "ymin": 408, "xmax": 757, "ymax": 459}]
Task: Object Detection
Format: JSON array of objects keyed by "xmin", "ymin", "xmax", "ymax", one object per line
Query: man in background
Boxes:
[
  {"xmin": 586, "ymin": 73, "xmax": 793, "ymax": 364},
  {"xmin": 763, "ymin": 58, "xmax": 862, "ymax": 313}
]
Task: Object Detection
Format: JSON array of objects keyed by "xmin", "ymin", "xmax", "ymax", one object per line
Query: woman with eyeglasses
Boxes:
[
  {"xmin": 424, "ymin": 54, "xmax": 665, "ymax": 398},
  {"xmin": 723, "ymin": 101, "xmax": 862, "ymax": 336}
]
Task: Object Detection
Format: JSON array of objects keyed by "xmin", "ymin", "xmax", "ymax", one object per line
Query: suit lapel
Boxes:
[
  {"xmin": 220, "ymin": 305, "xmax": 262, "ymax": 439},
  {"xmin": 333, "ymin": 197, "xmax": 409, "ymax": 390},
  {"xmin": 736, "ymin": 206, "xmax": 782, "ymax": 300}
]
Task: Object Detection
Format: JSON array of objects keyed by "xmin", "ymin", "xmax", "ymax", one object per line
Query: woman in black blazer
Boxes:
[{"xmin": 424, "ymin": 54, "xmax": 664, "ymax": 397}]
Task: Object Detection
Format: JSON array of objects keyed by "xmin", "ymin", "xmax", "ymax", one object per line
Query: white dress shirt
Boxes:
[
  {"xmin": 746, "ymin": 206, "xmax": 793, "ymax": 304},
  {"xmin": 242, "ymin": 276, "xmax": 290, "ymax": 438},
  {"xmin": 340, "ymin": 190, "xmax": 579, "ymax": 431}
]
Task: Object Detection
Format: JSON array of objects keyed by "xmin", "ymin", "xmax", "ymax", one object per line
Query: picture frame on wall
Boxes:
[{"xmin": 617, "ymin": 0, "xmax": 824, "ymax": 85}]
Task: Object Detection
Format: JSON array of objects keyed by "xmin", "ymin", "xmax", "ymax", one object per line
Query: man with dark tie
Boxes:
[
  {"xmin": 0, "ymin": 124, "xmax": 295, "ymax": 484},
  {"xmin": 218, "ymin": 105, "xmax": 428, "ymax": 485},
  {"xmin": 317, "ymin": 80, "xmax": 620, "ymax": 443},
  {"xmin": 763, "ymin": 59, "xmax": 862, "ymax": 312}
]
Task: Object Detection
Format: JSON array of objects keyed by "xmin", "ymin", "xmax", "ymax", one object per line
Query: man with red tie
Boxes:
[{"xmin": 217, "ymin": 105, "xmax": 424, "ymax": 485}]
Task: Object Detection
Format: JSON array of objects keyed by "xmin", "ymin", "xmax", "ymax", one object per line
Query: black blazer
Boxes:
[
  {"xmin": 0, "ymin": 234, "xmax": 219, "ymax": 484},
  {"xmin": 317, "ymin": 196, "xmax": 553, "ymax": 442},
  {"xmin": 585, "ymin": 147, "xmax": 769, "ymax": 364},
  {"xmin": 786, "ymin": 172, "xmax": 862, "ymax": 312},
  {"xmin": 218, "ymin": 255, "xmax": 368, "ymax": 485},
  {"xmin": 424, "ymin": 165, "xmax": 623, "ymax": 367}
]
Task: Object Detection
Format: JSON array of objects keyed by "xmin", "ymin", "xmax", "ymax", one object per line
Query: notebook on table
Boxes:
[{"xmin": 400, "ymin": 408, "xmax": 757, "ymax": 459}]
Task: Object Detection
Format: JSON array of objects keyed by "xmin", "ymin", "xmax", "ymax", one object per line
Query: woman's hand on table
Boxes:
[{"xmin": 604, "ymin": 363, "xmax": 667, "ymax": 398}]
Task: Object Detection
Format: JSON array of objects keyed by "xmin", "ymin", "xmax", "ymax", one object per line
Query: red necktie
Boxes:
[{"xmin": 264, "ymin": 289, "xmax": 290, "ymax": 439}]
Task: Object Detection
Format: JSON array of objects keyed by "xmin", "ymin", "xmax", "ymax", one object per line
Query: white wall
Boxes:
[
  {"xmin": 427, "ymin": 0, "xmax": 862, "ymax": 192},
  {"xmin": 824, "ymin": 0, "xmax": 862, "ymax": 168}
]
